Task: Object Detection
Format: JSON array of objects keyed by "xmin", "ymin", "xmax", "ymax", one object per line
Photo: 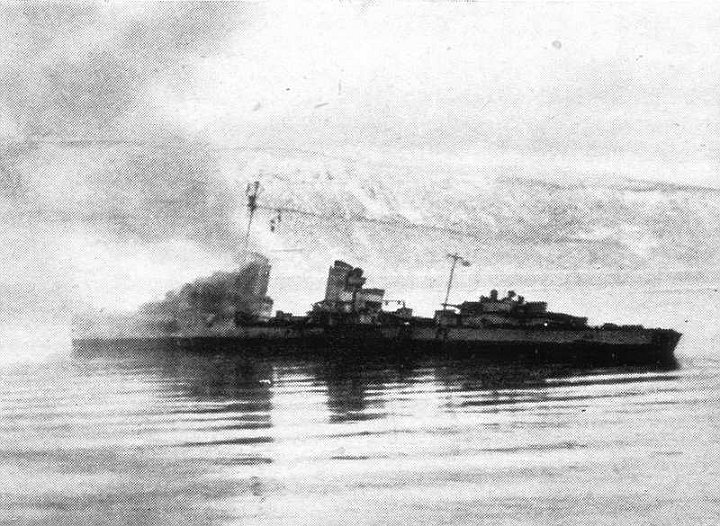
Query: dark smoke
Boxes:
[{"xmin": 140, "ymin": 256, "xmax": 272, "ymax": 322}]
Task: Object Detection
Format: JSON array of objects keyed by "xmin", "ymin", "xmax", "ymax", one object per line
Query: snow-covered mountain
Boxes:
[{"xmin": 243, "ymin": 156, "xmax": 720, "ymax": 276}]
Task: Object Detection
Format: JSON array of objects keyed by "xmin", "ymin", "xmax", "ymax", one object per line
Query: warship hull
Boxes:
[{"xmin": 72, "ymin": 325, "xmax": 681, "ymax": 367}]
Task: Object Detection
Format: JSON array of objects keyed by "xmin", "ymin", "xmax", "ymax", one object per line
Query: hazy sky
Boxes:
[
  {"xmin": 3, "ymin": 2, "xmax": 717, "ymax": 178},
  {"xmin": 0, "ymin": 1, "xmax": 718, "ymax": 315}
]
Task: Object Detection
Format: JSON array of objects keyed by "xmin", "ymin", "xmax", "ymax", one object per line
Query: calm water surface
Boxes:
[{"xmin": 1, "ymin": 339, "xmax": 719, "ymax": 525}]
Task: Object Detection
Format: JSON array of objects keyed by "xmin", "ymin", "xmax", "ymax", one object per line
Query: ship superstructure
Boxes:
[
  {"xmin": 310, "ymin": 260, "xmax": 411, "ymax": 325},
  {"xmin": 435, "ymin": 289, "xmax": 588, "ymax": 330}
]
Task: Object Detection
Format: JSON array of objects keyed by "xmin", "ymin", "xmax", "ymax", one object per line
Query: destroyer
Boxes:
[{"xmin": 73, "ymin": 259, "xmax": 681, "ymax": 366}]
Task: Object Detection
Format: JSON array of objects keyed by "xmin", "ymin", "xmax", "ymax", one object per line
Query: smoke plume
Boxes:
[{"xmin": 0, "ymin": 2, "xmax": 260, "ymax": 328}]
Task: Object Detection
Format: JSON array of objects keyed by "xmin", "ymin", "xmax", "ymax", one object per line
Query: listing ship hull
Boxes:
[{"xmin": 72, "ymin": 325, "xmax": 681, "ymax": 367}]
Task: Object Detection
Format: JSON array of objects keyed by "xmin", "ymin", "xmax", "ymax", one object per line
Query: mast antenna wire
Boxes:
[{"xmin": 252, "ymin": 202, "xmax": 489, "ymax": 242}]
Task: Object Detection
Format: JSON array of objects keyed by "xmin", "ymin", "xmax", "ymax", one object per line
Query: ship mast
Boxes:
[
  {"xmin": 442, "ymin": 253, "xmax": 470, "ymax": 308},
  {"xmin": 243, "ymin": 180, "xmax": 261, "ymax": 260}
]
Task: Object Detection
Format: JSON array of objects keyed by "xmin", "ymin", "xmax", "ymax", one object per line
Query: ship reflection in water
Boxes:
[{"xmin": 2, "ymin": 343, "xmax": 719, "ymax": 526}]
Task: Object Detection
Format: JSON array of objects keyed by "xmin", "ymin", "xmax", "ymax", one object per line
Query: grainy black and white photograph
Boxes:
[{"xmin": 1, "ymin": 0, "xmax": 718, "ymax": 524}]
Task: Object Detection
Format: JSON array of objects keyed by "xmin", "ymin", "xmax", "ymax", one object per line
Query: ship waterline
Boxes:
[{"xmin": 73, "ymin": 325, "xmax": 680, "ymax": 367}]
